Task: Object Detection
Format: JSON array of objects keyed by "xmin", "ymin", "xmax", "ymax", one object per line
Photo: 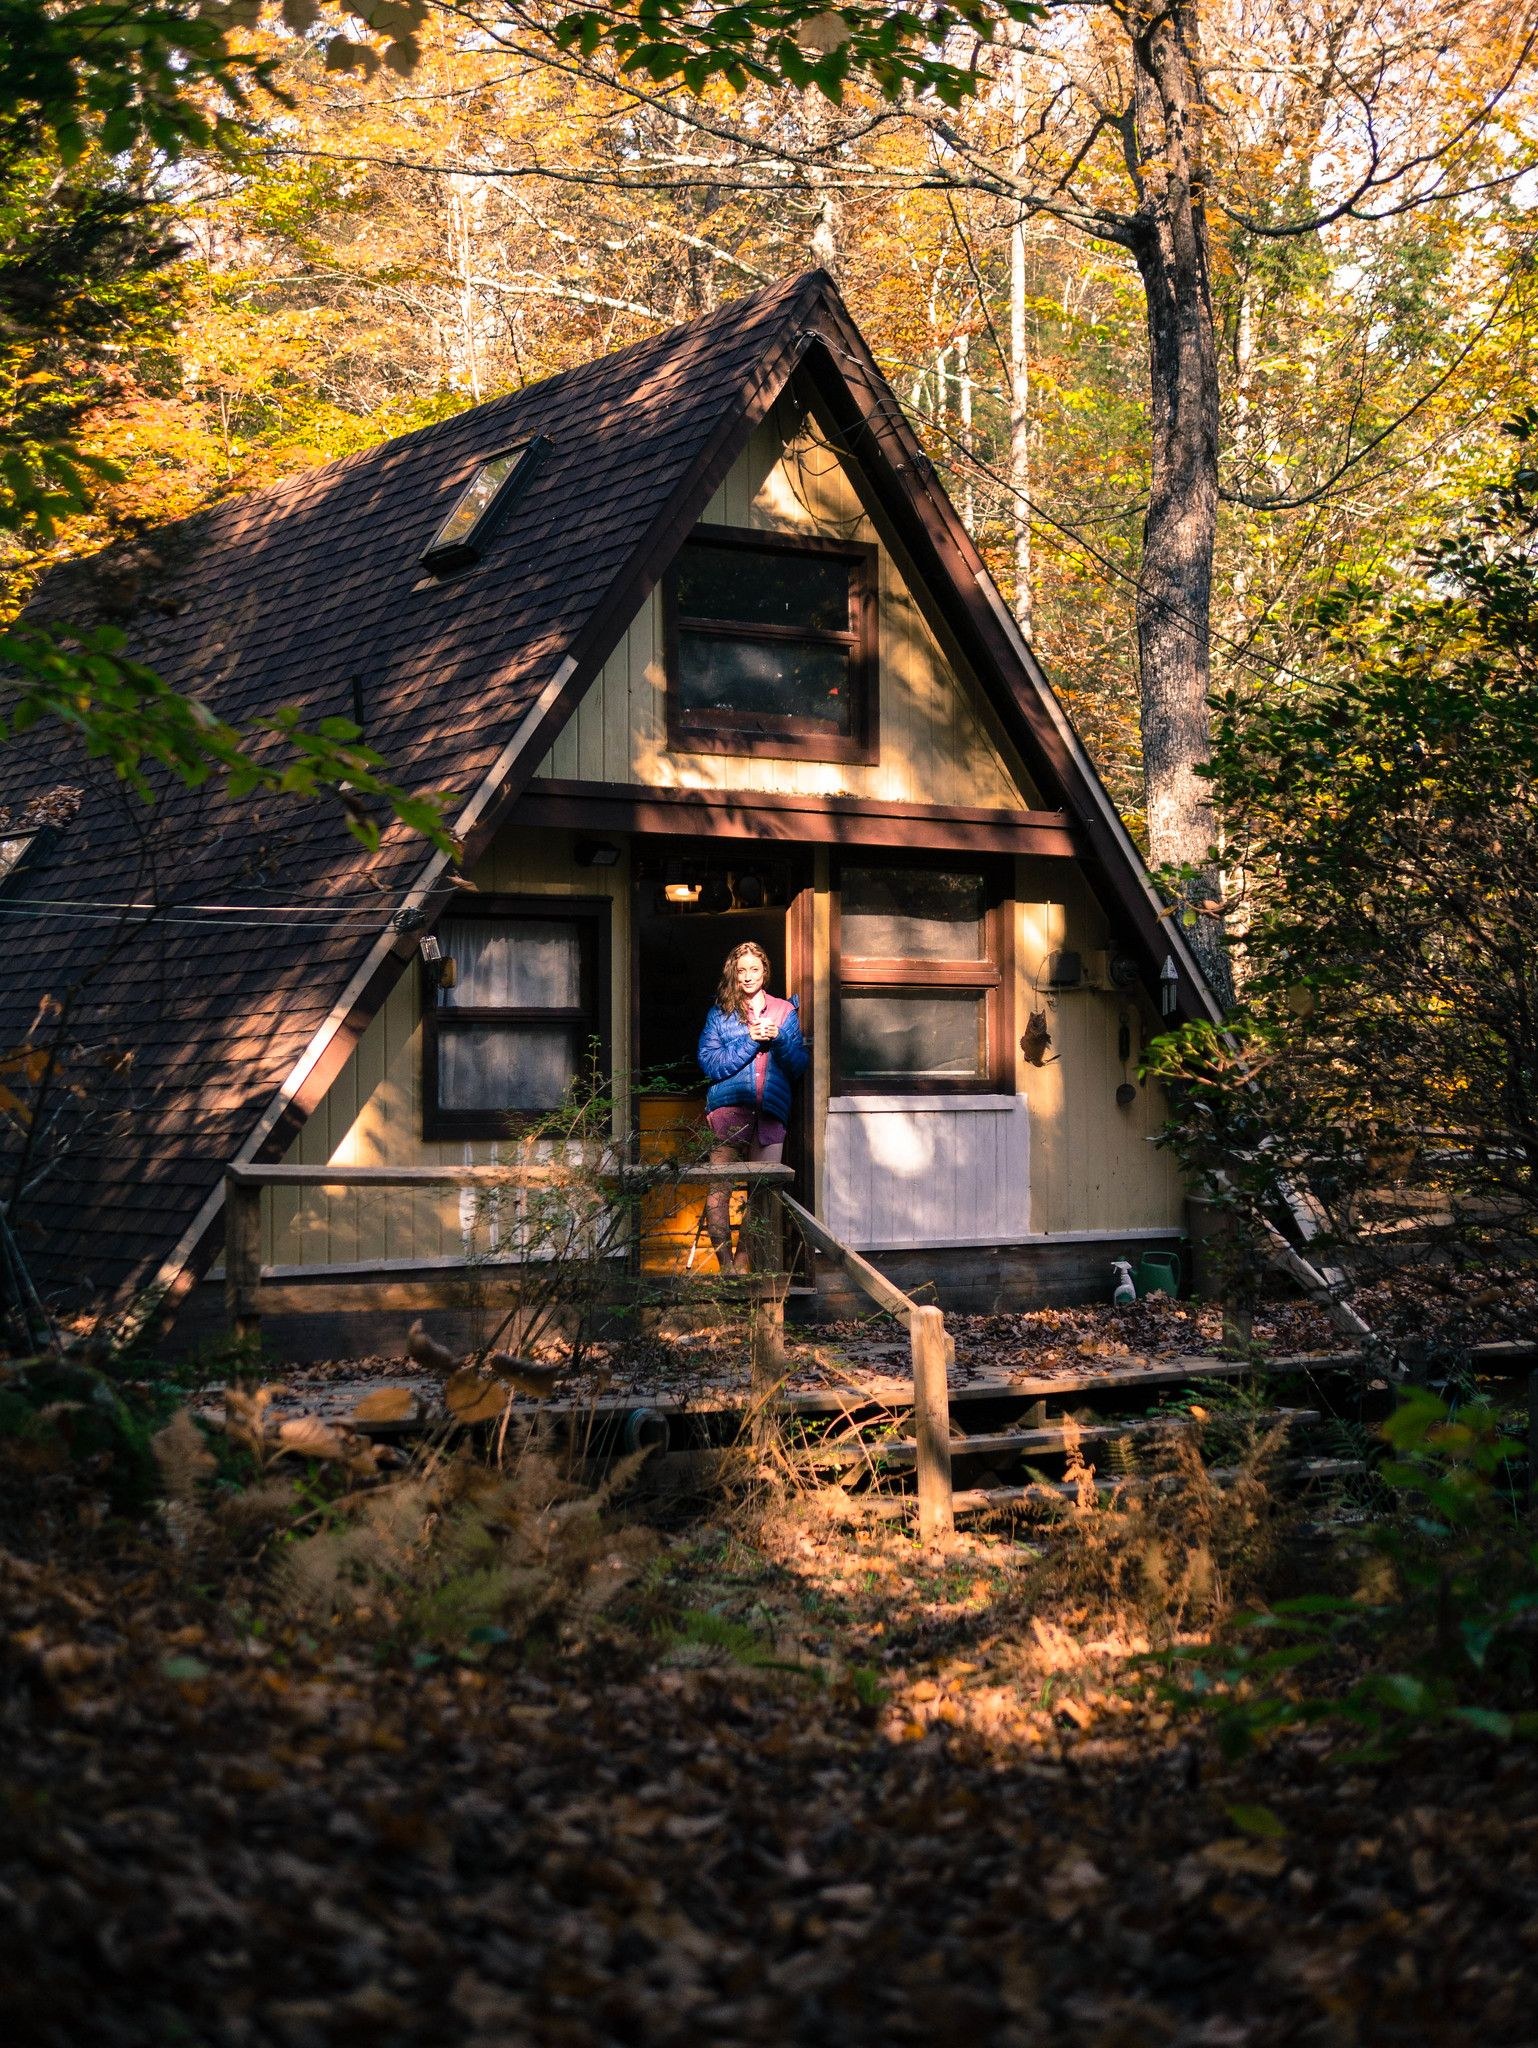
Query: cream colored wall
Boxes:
[
  {"xmin": 1012, "ymin": 858, "xmax": 1185, "ymax": 1234},
  {"xmin": 267, "ymin": 828, "xmax": 630, "ymax": 1272},
  {"xmin": 534, "ymin": 393, "xmax": 1043, "ymax": 808}
]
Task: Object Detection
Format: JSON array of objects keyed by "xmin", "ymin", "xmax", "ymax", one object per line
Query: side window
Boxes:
[
  {"xmin": 422, "ymin": 899, "xmax": 608, "ymax": 1139},
  {"xmin": 833, "ymin": 862, "xmax": 1007, "ymax": 1093},
  {"xmin": 664, "ymin": 526, "xmax": 877, "ymax": 763}
]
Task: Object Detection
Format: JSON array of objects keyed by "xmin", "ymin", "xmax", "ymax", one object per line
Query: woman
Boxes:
[{"xmin": 697, "ymin": 941, "xmax": 809, "ymax": 1272}]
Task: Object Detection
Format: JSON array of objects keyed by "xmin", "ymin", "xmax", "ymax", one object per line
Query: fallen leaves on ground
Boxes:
[
  {"xmin": 233, "ymin": 1266, "xmax": 1533, "ymax": 1428},
  {"xmin": 4, "ymin": 1454, "xmax": 1538, "ymax": 2048}
]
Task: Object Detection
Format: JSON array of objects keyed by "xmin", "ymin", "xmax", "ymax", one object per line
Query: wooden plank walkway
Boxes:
[{"xmin": 221, "ymin": 1338, "xmax": 1534, "ymax": 1441}]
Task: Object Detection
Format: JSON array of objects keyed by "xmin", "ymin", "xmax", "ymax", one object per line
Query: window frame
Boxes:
[
  {"xmin": 662, "ymin": 523, "xmax": 879, "ymax": 765},
  {"xmin": 421, "ymin": 435, "xmax": 550, "ymax": 575},
  {"xmin": 830, "ymin": 855, "xmax": 1012, "ymax": 1096},
  {"xmin": 421, "ymin": 894, "xmax": 611, "ymax": 1141}
]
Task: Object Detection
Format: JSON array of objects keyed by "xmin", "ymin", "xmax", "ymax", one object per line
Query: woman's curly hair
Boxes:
[{"xmin": 714, "ymin": 942, "xmax": 773, "ymax": 1023}]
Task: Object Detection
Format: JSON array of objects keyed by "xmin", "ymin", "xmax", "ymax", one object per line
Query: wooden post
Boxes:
[
  {"xmin": 910, "ymin": 1304, "xmax": 954, "ymax": 1543},
  {"xmin": 748, "ymin": 1187, "xmax": 788, "ymax": 1449},
  {"xmin": 224, "ymin": 1171, "xmax": 263, "ymax": 1342}
]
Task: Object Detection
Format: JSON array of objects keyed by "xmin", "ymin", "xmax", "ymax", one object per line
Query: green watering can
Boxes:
[{"xmin": 1134, "ymin": 1251, "xmax": 1182, "ymax": 1299}]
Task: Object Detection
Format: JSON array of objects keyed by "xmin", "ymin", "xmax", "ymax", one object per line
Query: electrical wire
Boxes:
[
  {"xmin": 0, "ymin": 895, "xmax": 398, "ymax": 917},
  {"xmin": 0, "ymin": 905, "xmax": 392, "ymax": 932}
]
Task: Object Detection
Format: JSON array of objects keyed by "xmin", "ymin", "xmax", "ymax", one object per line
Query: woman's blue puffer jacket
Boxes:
[{"xmin": 698, "ymin": 995, "xmax": 809, "ymax": 1122}]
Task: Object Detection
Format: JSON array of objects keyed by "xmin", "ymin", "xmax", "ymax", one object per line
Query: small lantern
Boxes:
[
  {"xmin": 420, "ymin": 934, "xmax": 456, "ymax": 990},
  {"xmin": 1160, "ymin": 954, "xmax": 1179, "ymax": 1018}
]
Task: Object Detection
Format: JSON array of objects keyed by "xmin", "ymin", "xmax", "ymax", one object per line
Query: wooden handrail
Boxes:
[
  {"xmin": 226, "ymin": 1162, "xmax": 795, "ymax": 1189},
  {"xmin": 777, "ymin": 1193, "xmax": 920, "ymax": 1323},
  {"xmin": 777, "ymin": 1191, "xmax": 953, "ymax": 1542}
]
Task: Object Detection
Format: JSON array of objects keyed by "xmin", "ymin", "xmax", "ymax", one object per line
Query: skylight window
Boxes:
[
  {"xmin": 422, "ymin": 434, "xmax": 549, "ymax": 572},
  {"xmin": 0, "ymin": 835, "xmax": 35, "ymax": 885}
]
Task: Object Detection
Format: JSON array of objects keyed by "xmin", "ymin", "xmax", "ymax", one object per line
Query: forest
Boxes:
[{"xmin": 3, "ymin": 2, "xmax": 1538, "ymax": 2043}]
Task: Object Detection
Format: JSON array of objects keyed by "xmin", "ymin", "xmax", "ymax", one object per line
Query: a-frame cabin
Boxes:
[{"xmin": 0, "ymin": 272, "xmax": 1218, "ymax": 1349}]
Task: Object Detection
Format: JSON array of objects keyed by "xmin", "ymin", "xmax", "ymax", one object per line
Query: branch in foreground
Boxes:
[{"xmin": 0, "ymin": 622, "xmax": 459, "ymax": 854}]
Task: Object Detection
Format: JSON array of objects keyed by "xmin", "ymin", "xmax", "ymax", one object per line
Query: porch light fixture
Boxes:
[
  {"xmin": 419, "ymin": 933, "xmax": 456, "ymax": 989},
  {"xmin": 574, "ymin": 838, "xmax": 621, "ymax": 868},
  {"xmin": 421, "ymin": 434, "xmax": 550, "ymax": 573},
  {"xmin": 1160, "ymin": 954, "xmax": 1179, "ymax": 1017}
]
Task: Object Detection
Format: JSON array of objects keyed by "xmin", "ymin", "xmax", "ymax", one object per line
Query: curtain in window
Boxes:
[{"xmin": 443, "ymin": 918, "xmax": 582, "ymax": 1010}]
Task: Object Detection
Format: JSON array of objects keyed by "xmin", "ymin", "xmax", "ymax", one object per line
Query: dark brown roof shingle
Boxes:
[{"xmin": 0, "ymin": 271, "xmax": 825, "ymax": 1305}]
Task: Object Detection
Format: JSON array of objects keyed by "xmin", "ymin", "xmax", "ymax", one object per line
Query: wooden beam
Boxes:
[
  {"xmin": 222, "ymin": 1172, "xmax": 263, "ymax": 1339},
  {"xmin": 520, "ymin": 777, "xmax": 1079, "ymax": 859},
  {"xmin": 227, "ymin": 1162, "xmax": 795, "ymax": 1191}
]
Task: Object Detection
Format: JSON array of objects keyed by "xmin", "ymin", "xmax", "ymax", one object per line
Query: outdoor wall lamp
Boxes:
[
  {"xmin": 419, "ymin": 934, "xmax": 456, "ymax": 989},
  {"xmin": 574, "ymin": 837, "xmax": 621, "ymax": 868}
]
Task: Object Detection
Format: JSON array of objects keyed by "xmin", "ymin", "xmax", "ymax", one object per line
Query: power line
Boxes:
[
  {"xmin": 0, "ymin": 895, "xmax": 397, "ymax": 918},
  {"xmin": 0, "ymin": 904, "xmax": 396, "ymax": 933}
]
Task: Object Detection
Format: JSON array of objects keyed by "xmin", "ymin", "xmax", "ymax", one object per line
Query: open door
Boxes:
[{"xmin": 632, "ymin": 842, "xmax": 810, "ymax": 1270}]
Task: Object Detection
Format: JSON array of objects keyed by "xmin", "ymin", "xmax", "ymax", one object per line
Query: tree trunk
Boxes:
[
  {"xmin": 1124, "ymin": 0, "xmax": 1229, "ymax": 1001},
  {"xmin": 1009, "ymin": 40, "xmax": 1032, "ymax": 630},
  {"xmin": 957, "ymin": 328, "xmax": 975, "ymax": 530}
]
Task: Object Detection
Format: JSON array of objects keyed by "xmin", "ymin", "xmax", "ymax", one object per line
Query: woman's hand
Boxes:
[{"xmin": 749, "ymin": 1020, "xmax": 779, "ymax": 1043}]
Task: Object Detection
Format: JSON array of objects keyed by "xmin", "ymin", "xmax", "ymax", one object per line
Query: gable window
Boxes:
[
  {"xmin": 423, "ymin": 897, "xmax": 609, "ymax": 1140},
  {"xmin": 422, "ymin": 436, "xmax": 549, "ymax": 573},
  {"xmin": 833, "ymin": 861, "xmax": 1008, "ymax": 1093},
  {"xmin": 664, "ymin": 525, "xmax": 877, "ymax": 763}
]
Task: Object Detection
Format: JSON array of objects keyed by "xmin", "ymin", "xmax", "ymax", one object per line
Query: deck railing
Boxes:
[
  {"xmin": 222, "ymin": 1158, "xmax": 954, "ymax": 1541},
  {"xmin": 777, "ymin": 1194, "xmax": 953, "ymax": 1540}
]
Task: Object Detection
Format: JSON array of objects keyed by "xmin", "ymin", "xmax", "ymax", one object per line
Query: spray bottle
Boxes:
[{"xmin": 1111, "ymin": 1259, "xmax": 1137, "ymax": 1308}]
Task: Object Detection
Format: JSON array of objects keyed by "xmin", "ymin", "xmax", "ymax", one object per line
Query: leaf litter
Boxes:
[{"xmin": 4, "ymin": 1353, "xmax": 1538, "ymax": 2046}]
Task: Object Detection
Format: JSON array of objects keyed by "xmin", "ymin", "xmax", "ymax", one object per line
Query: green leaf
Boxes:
[
  {"xmin": 1226, "ymin": 1802, "xmax": 1288, "ymax": 1840},
  {"xmin": 1450, "ymin": 1707, "xmax": 1513, "ymax": 1739},
  {"xmin": 162, "ymin": 1654, "xmax": 211, "ymax": 1681},
  {"xmin": 1363, "ymin": 1672, "xmax": 1435, "ymax": 1716}
]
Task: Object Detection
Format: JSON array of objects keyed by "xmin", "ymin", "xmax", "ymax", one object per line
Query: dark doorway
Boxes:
[{"xmin": 632, "ymin": 841, "xmax": 810, "ymax": 1267}]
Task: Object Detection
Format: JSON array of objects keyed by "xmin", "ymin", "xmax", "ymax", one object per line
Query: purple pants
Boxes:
[{"xmin": 706, "ymin": 1106, "xmax": 788, "ymax": 1149}]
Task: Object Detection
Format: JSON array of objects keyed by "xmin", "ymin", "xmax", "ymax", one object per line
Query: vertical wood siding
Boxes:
[
  {"xmin": 533, "ymin": 397, "xmax": 1042, "ymax": 809},
  {"xmin": 823, "ymin": 1095, "xmax": 1031, "ymax": 1249},
  {"xmin": 1011, "ymin": 858, "xmax": 1185, "ymax": 1235}
]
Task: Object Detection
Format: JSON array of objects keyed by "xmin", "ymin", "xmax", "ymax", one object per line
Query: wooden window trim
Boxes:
[
  {"xmin": 831, "ymin": 855, "xmax": 1013, "ymax": 1096},
  {"xmin": 422, "ymin": 894, "xmax": 611, "ymax": 1142},
  {"xmin": 663, "ymin": 523, "xmax": 879, "ymax": 765}
]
